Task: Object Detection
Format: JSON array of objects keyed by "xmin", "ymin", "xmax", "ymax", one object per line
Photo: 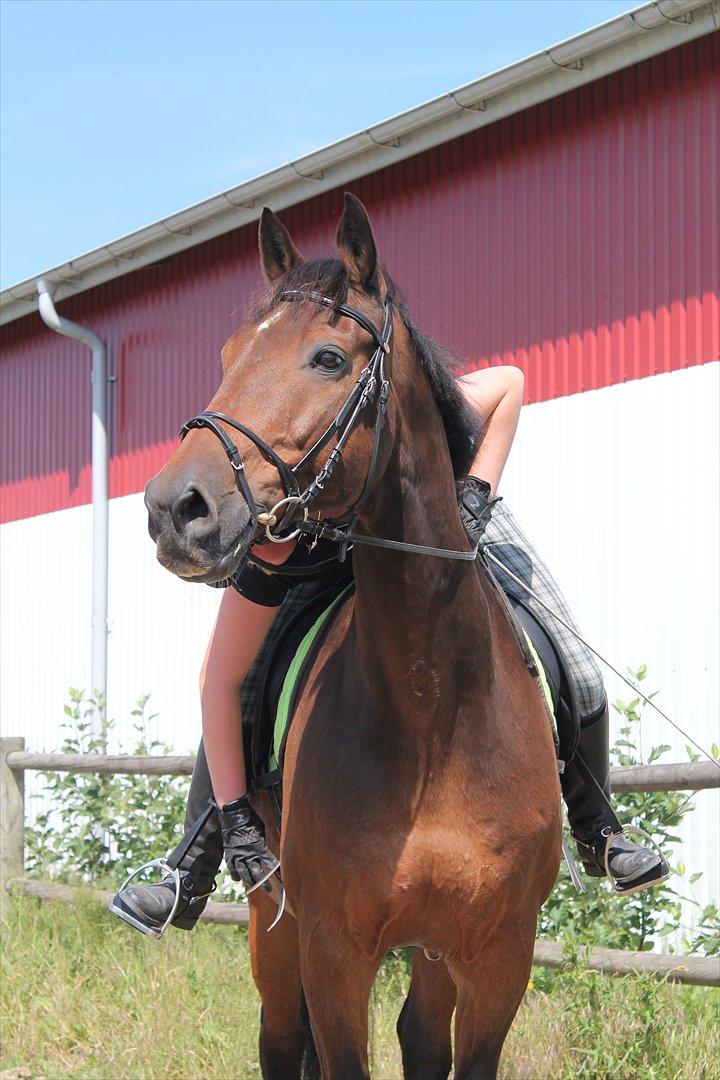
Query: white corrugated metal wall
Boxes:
[
  {"xmin": 1, "ymin": 361, "xmax": 718, "ymax": 914},
  {"xmin": 502, "ymin": 361, "xmax": 719, "ymax": 919}
]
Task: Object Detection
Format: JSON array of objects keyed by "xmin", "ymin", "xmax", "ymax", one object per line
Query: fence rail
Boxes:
[
  {"xmin": 2, "ymin": 738, "xmax": 719, "ymax": 988},
  {"xmin": 5, "ymin": 750, "xmax": 719, "ymax": 791},
  {"xmin": 8, "ymin": 877, "xmax": 718, "ymax": 987},
  {"xmin": 6, "ymin": 751, "xmax": 197, "ymax": 776}
]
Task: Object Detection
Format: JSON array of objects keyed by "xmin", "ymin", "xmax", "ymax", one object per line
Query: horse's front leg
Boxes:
[
  {"xmin": 448, "ymin": 914, "xmax": 537, "ymax": 1080},
  {"xmin": 248, "ymin": 792, "xmax": 306, "ymax": 1080},
  {"xmin": 397, "ymin": 950, "xmax": 456, "ymax": 1079},
  {"xmin": 248, "ymin": 890, "xmax": 305, "ymax": 1079},
  {"xmin": 298, "ymin": 919, "xmax": 381, "ymax": 1080}
]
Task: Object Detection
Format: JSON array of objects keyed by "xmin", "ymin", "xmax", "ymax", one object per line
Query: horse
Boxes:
[{"xmin": 144, "ymin": 193, "xmax": 561, "ymax": 1079}]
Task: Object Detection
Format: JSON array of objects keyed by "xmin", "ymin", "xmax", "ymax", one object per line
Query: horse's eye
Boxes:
[{"xmin": 312, "ymin": 348, "xmax": 346, "ymax": 374}]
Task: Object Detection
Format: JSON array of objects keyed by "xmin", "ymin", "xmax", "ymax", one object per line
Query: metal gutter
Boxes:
[
  {"xmin": 36, "ymin": 279, "xmax": 109, "ymax": 718},
  {"xmin": 2, "ymin": 0, "xmax": 716, "ymax": 326}
]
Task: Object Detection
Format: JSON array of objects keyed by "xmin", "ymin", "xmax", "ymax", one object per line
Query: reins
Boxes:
[
  {"xmin": 297, "ymin": 524, "xmax": 479, "ymax": 562},
  {"xmin": 483, "ymin": 546, "xmax": 720, "ymax": 770}
]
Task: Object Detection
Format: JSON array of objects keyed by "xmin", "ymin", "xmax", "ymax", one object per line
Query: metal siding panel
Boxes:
[
  {"xmin": 3, "ymin": 36, "xmax": 717, "ymax": 523},
  {"xmin": 0, "ymin": 35, "xmax": 716, "ymax": 584}
]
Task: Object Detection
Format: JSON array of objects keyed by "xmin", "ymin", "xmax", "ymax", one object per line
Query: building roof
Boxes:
[{"xmin": 1, "ymin": 0, "xmax": 716, "ymax": 326}]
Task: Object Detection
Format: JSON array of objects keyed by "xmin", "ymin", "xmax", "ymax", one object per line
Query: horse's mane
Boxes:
[{"xmin": 250, "ymin": 258, "xmax": 481, "ymax": 481}]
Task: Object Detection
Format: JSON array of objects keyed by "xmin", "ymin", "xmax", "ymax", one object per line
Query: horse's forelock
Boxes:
[{"xmin": 249, "ymin": 258, "xmax": 351, "ymax": 322}]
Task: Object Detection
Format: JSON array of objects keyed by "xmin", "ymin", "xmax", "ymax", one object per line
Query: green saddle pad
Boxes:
[
  {"xmin": 268, "ymin": 585, "xmax": 353, "ymax": 771},
  {"xmin": 523, "ymin": 628, "xmax": 554, "ymax": 717}
]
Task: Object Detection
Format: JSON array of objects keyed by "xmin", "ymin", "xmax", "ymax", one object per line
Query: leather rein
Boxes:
[{"xmin": 180, "ymin": 290, "xmax": 478, "ymax": 568}]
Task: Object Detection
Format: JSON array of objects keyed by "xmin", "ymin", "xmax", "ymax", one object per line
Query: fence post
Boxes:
[{"xmin": 1, "ymin": 737, "xmax": 25, "ymax": 904}]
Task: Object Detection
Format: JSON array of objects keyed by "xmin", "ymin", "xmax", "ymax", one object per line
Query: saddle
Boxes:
[
  {"xmin": 246, "ymin": 561, "xmax": 579, "ymax": 801},
  {"xmin": 479, "ymin": 552, "xmax": 580, "ymax": 766}
]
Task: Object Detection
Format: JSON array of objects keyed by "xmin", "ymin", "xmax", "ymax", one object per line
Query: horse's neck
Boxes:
[{"xmin": 351, "ymin": 379, "xmax": 494, "ymax": 731}]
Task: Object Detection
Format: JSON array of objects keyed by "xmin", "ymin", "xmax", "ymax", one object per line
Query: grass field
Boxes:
[{"xmin": 1, "ymin": 896, "xmax": 718, "ymax": 1080}]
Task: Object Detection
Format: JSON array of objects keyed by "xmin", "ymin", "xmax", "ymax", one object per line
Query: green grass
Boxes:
[{"xmin": 1, "ymin": 896, "xmax": 718, "ymax": 1079}]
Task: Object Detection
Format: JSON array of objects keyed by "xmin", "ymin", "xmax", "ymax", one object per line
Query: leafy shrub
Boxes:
[
  {"xmin": 538, "ymin": 666, "xmax": 719, "ymax": 968},
  {"xmin": 26, "ymin": 690, "xmax": 189, "ymax": 884}
]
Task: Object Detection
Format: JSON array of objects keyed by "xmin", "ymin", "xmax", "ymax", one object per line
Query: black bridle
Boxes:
[{"xmin": 180, "ymin": 290, "xmax": 478, "ymax": 564}]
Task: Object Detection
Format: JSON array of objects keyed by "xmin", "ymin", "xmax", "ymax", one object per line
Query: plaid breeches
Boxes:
[
  {"xmin": 483, "ymin": 503, "xmax": 606, "ymax": 718},
  {"xmin": 238, "ymin": 581, "xmax": 324, "ymax": 724}
]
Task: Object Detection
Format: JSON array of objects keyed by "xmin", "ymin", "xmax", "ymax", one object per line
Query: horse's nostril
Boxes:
[
  {"xmin": 177, "ymin": 486, "xmax": 211, "ymax": 529},
  {"xmin": 171, "ymin": 483, "xmax": 219, "ymax": 542}
]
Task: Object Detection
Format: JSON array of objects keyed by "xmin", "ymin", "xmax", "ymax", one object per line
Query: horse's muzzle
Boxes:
[{"xmin": 144, "ymin": 474, "xmax": 254, "ymax": 582}]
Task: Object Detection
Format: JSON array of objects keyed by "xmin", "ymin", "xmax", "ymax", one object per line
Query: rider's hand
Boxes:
[
  {"xmin": 215, "ymin": 794, "xmax": 278, "ymax": 888},
  {"xmin": 459, "ymin": 477, "xmax": 502, "ymax": 546}
]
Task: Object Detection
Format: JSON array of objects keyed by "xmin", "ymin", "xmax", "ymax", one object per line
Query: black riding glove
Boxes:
[
  {"xmin": 215, "ymin": 795, "xmax": 279, "ymax": 889},
  {"xmin": 459, "ymin": 476, "xmax": 502, "ymax": 546}
]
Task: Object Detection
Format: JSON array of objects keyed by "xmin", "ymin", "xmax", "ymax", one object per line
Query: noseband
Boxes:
[
  {"xmin": 180, "ymin": 290, "xmax": 393, "ymax": 546},
  {"xmin": 180, "ymin": 289, "xmax": 479, "ymax": 564}
]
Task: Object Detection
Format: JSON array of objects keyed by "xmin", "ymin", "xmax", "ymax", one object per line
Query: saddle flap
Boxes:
[{"xmin": 479, "ymin": 553, "xmax": 580, "ymax": 764}]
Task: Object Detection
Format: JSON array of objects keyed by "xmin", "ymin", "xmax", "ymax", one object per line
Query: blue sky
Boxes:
[{"xmin": 1, "ymin": 0, "xmax": 636, "ymax": 288}]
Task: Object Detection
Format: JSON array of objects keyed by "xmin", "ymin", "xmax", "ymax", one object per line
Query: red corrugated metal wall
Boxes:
[{"xmin": 1, "ymin": 34, "xmax": 718, "ymax": 524}]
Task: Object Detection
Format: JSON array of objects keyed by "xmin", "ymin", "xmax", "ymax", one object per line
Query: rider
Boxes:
[{"xmin": 110, "ymin": 365, "xmax": 668, "ymax": 935}]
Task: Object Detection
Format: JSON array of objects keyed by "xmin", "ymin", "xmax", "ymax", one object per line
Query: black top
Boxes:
[{"xmin": 210, "ymin": 539, "xmax": 353, "ymax": 607}]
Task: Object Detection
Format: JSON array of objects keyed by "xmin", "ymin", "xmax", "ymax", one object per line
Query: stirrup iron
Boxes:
[
  {"xmin": 600, "ymin": 825, "xmax": 669, "ymax": 896},
  {"xmin": 246, "ymin": 862, "xmax": 286, "ymax": 931},
  {"xmin": 108, "ymin": 857, "xmax": 182, "ymax": 938},
  {"xmin": 109, "ymin": 801, "xmax": 216, "ymax": 937}
]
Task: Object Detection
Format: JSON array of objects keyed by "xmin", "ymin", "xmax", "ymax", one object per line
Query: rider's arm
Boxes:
[
  {"xmin": 199, "ymin": 587, "xmax": 279, "ymax": 806},
  {"xmin": 458, "ymin": 366, "xmax": 524, "ymax": 496},
  {"xmin": 200, "ymin": 538, "xmax": 296, "ymax": 806}
]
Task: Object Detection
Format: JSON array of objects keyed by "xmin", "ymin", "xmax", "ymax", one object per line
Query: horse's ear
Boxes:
[
  {"xmin": 336, "ymin": 193, "xmax": 379, "ymax": 290},
  {"xmin": 258, "ymin": 207, "xmax": 303, "ymax": 282}
]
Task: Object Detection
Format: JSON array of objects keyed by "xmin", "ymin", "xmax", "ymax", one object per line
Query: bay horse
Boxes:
[{"xmin": 146, "ymin": 194, "xmax": 561, "ymax": 1078}]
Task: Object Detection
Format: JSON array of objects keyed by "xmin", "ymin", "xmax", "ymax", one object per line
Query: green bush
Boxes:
[
  {"xmin": 539, "ymin": 666, "xmax": 719, "ymax": 960},
  {"xmin": 26, "ymin": 690, "xmax": 190, "ymax": 884}
]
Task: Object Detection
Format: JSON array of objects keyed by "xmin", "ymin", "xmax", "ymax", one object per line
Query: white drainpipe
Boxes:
[{"xmin": 36, "ymin": 279, "xmax": 109, "ymax": 720}]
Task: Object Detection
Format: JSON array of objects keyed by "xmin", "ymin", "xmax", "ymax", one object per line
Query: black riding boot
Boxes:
[
  {"xmin": 109, "ymin": 741, "xmax": 222, "ymax": 934},
  {"xmin": 561, "ymin": 702, "xmax": 668, "ymax": 895}
]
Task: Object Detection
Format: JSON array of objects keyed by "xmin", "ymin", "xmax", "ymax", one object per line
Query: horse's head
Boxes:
[{"xmin": 145, "ymin": 194, "xmax": 398, "ymax": 583}]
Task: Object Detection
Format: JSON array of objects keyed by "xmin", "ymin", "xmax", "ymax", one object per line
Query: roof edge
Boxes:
[{"xmin": 2, "ymin": 0, "xmax": 716, "ymax": 327}]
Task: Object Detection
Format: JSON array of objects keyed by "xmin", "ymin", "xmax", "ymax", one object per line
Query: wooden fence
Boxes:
[{"xmin": 2, "ymin": 737, "xmax": 719, "ymax": 988}]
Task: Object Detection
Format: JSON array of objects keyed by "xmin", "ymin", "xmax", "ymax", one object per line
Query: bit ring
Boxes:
[{"xmin": 259, "ymin": 496, "xmax": 308, "ymax": 543}]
